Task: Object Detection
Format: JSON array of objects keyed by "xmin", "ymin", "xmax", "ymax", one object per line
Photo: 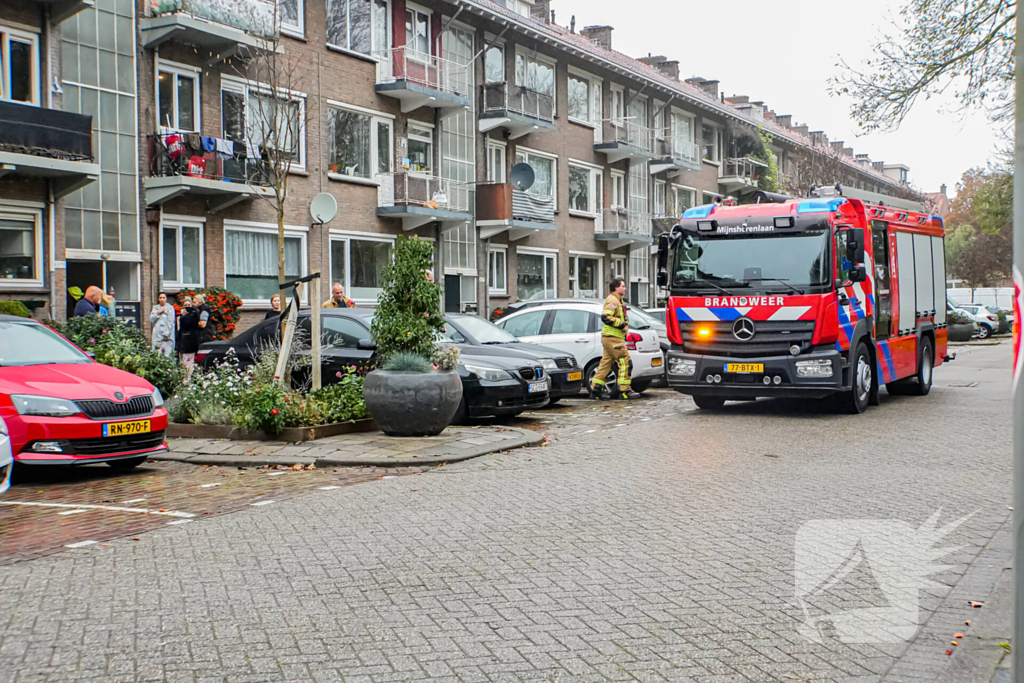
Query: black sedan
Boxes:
[
  {"xmin": 442, "ymin": 314, "xmax": 583, "ymax": 402},
  {"xmin": 455, "ymin": 348, "xmax": 551, "ymax": 422}
]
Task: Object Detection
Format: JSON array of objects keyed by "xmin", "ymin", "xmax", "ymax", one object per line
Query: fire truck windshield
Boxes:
[{"xmin": 671, "ymin": 229, "xmax": 831, "ymax": 294}]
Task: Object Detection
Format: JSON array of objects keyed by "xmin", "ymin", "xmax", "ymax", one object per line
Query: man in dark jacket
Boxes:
[{"xmin": 73, "ymin": 286, "xmax": 103, "ymax": 318}]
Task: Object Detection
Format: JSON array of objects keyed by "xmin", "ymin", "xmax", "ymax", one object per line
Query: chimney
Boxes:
[
  {"xmin": 940, "ymin": 183, "xmax": 947, "ymax": 196},
  {"xmin": 872, "ymin": 161, "xmax": 885, "ymax": 172},
  {"xmin": 728, "ymin": 94, "xmax": 750, "ymax": 104},
  {"xmin": 581, "ymin": 25, "xmax": 613, "ymax": 50},
  {"xmin": 764, "ymin": 110, "xmax": 777, "ymax": 122},
  {"xmin": 843, "ymin": 147, "xmax": 854, "ymax": 158},
  {"xmin": 830, "ymin": 141, "xmax": 844, "ymax": 154},
  {"xmin": 792, "ymin": 124, "xmax": 809, "ymax": 136},
  {"xmin": 531, "ymin": 0, "xmax": 550, "ymax": 23},
  {"xmin": 570, "ymin": 15, "xmax": 575, "ymax": 33},
  {"xmin": 638, "ymin": 55, "xmax": 679, "ymax": 81},
  {"xmin": 810, "ymin": 131, "xmax": 828, "ymax": 147},
  {"xmin": 775, "ymin": 114, "xmax": 792, "ymax": 129},
  {"xmin": 684, "ymin": 77, "xmax": 719, "ymax": 98}
]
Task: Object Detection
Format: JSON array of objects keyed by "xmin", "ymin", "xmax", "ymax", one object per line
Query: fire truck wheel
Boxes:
[
  {"xmin": 693, "ymin": 395, "xmax": 725, "ymax": 410},
  {"xmin": 909, "ymin": 338, "xmax": 934, "ymax": 396},
  {"xmin": 841, "ymin": 342, "xmax": 872, "ymax": 414}
]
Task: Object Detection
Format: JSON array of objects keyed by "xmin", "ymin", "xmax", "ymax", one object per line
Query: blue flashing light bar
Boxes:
[
  {"xmin": 682, "ymin": 204, "xmax": 716, "ymax": 219},
  {"xmin": 930, "ymin": 215, "xmax": 944, "ymax": 228},
  {"xmin": 796, "ymin": 198, "xmax": 847, "ymax": 214}
]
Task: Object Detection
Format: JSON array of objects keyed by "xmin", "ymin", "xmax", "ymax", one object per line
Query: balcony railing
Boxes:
[
  {"xmin": 147, "ymin": 0, "xmax": 277, "ymax": 36},
  {"xmin": 481, "ymin": 82, "xmax": 554, "ymax": 123},
  {"xmin": 0, "ymin": 100, "xmax": 92, "ymax": 161},
  {"xmin": 601, "ymin": 118, "xmax": 654, "ymax": 153},
  {"xmin": 655, "ymin": 133, "xmax": 700, "ymax": 166},
  {"xmin": 375, "ymin": 48, "xmax": 470, "ymax": 100},
  {"xmin": 722, "ymin": 156, "xmax": 768, "ymax": 183},
  {"xmin": 146, "ymin": 132, "xmax": 271, "ymax": 186},
  {"xmin": 377, "ymin": 172, "xmax": 472, "ymax": 214},
  {"xmin": 598, "ymin": 207, "xmax": 653, "ymax": 238}
]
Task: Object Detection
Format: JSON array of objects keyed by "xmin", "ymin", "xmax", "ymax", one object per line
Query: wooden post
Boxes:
[
  {"xmin": 274, "ymin": 296, "xmax": 299, "ymax": 387},
  {"xmin": 310, "ymin": 277, "xmax": 322, "ymax": 390}
]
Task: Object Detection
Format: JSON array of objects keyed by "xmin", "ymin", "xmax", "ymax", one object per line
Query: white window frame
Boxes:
[
  {"xmin": 610, "ymin": 255, "xmax": 626, "ymax": 280},
  {"xmin": 516, "ymin": 247, "xmax": 558, "ymax": 301},
  {"xmin": 0, "ymin": 205, "xmax": 43, "ymax": 288},
  {"xmin": 155, "ymin": 59, "xmax": 201, "ymax": 133},
  {"xmin": 160, "ymin": 215, "xmax": 205, "ymax": 289},
  {"xmin": 654, "ymin": 179, "xmax": 667, "ymax": 217},
  {"xmin": 487, "ymin": 245, "xmax": 507, "ymax": 294},
  {"xmin": 221, "ymin": 75, "xmax": 308, "ymax": 174},
  {"xmin": 406, "ymin": 121, "xmax": 434, "ymax": 175},
  {"xmin": 568, "ymin": 160, "xmax": 602, "ymax": 218},
  {"xmin": 278, "ymin": 0, "xmax": 304, "ymax": 38},
  {"xmin": 610, "ymin": 170, "xmax": 625, "ymax": 210},
  {"xmin": 486, "ymin": 138, "xmax": 506, "ymax": 183},
  {"xmin": 702, "ymin": 191, "xmax": 718, "ymax": 205},
  {"xmin": 702, "ymin": 122, "xmax": 722, "ymax": 164},
  {"xmin": 610, "ymin": 84, "xmax": 625, "ymax": 120},
  {"xmin": 0, "ymin": 26, "xmax": 40, "ymax": 106},
  {"xmin": 671, "ymin": 184, "xmax": 697, "ymax": 216},
  {"xmin": 568, "ymin": 251, "xmax": 603, "ymax": 299},
  {"xmin": 326, "ymin": 0, "xmax": 392, "ymax": 59},
  {"xmin": 483, "ymin": 36, "xmax": 505, "ymax": 84},
  {"xmin": 328, "ymin": 230, "xmax": 396, "ymax": 305},
  {"xmin": 223, "ymin": 220, "xmax": 309, "ymax": 307},
  {"xmin": 567, "ymin": 66, "xmax": 600, "ymax": 128},
  {"xmin": 405, "ymin": 3, "xmax": 432, "ymax": 60},
  {"xmin": 326, "ymin": 100, "xmax": 394, "ymax": 185},
  {"xmin": 514, "ymin": 47, "xmax": 556, "ymax": 113},
  {"xmin": 515, "ymin": 146, "xmax": 558, "ymax": 210}
]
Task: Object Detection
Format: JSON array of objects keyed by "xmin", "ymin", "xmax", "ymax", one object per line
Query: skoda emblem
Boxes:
[
  {"xmin": 114, "ymin": 391, "xmax": 124, "ymax": 401},
  {"xmin": 732, "ymin": 318, "xmax": 755, "ymax": 341}
]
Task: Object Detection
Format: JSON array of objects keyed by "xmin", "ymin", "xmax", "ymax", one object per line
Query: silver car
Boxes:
[{"xmin": 957, "ymin": 304, "xmax": 1000, "ymax": 339}]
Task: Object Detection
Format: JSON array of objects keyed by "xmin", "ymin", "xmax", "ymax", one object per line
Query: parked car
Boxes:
[
  {"xmin": 442, "ymin": 314, "xmax": 583, "ymax": 402},
  {"xmin": 197, "ymin": 309, "xmax": 555, "ymax": 421},
  {"xmin": 494, "ymin": 301, "xmax": 663, "ymax": 393},
  {"xmin": 0, "ymin": 414, "xmax": 11, "ymax": 495},
  {"xmin": 985, "ymin": 306, "xmax": 1012, "ymax": 335},
  {"xmin": 0, "ymin": 315, "xmax": 169, "ymax": 469},
  {"xmin": 956, "ymin": 304, "xmax": 1000, "ymax": 339}
]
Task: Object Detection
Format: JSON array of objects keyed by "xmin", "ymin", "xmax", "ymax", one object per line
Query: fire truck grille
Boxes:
[{"xmin": 681, "ymin": 321, "xmax": 816, "ymax": 358}]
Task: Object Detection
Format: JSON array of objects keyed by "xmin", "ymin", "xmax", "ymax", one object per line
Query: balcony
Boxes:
[
  {"xmin": 594, "ymin": 207, "xmax": 653, "ymax": 249},
  {"xmin": 593, "ymin": 119, "xmax": 656, "ymax": 164},
  {"xmin": 375, "ymin": 48, "xmax": 471, "ymax": 116},
  {"xmin": 140, "ymin": 0, "xmax": 282, "ymax": 64},
  {"xmin": 476, "ymin": 183, "xmax": 557, "ymax": 241},
  {"xmin": 34, "ymin": 0, "xmax": 94, "ymax": 24},
  {"xmin": 651, "ymin": 133, "xmax": 701, "ymax": 175},
  {"xmin": 720, "ymin": 157, "xmax": 768, "ymax": 193},
  {"xmin": 478, "ymin": 83, "xmax": 556, "ymax": 139},
  {"xmin": 0, "ymin": 100, "xmax": 99, "ymax": 198},
  {"xmin": 376, "ymin": 172, "xmax": 473, "ymax": 231},
  {"xmin": 144, "ymin": 132, "xmax": 273, "ymax": 212}
]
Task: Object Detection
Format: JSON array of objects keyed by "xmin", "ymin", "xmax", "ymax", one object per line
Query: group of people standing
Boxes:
[{"xmin": 148, "ymin": 292, "xmax": 212, "ymax": 379}]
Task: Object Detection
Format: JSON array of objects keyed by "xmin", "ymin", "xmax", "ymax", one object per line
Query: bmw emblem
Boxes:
[{"xmin": 114, "ymin": 391, "xmax": 124, "ymax": 401}]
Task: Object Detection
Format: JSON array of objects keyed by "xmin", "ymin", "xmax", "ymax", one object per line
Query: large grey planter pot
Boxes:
[
  {"xmin": 947, "ymin": 323, "xmax": 976, "ymax": 342},
  {"xmin": 363, "ymin": 370, "xmax": 463, "ymax": 437}
]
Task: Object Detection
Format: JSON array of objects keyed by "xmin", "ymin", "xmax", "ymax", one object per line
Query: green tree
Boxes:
[
  {"xmin": 833, "ymin": 0, "xmax": 1015, "ymax": 131},
  {"xmin": 945, "ymin": 167, "xmax": 1013, "ymax": 287},
  {"xmin": 756, "ymin": 128, "xmax": 779, "ymax": 193},
  {"xmin": 370, "ymin": 236, "xmax": 444, "ymax": 363}
]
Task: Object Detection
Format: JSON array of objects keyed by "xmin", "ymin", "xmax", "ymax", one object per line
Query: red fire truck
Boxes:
[{"xmin": 655, "ymin": 188, "xmax": 948, "ymax": 413}]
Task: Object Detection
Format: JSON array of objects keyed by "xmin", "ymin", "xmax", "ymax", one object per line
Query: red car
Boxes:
[{"xmin": 0, "ymin": 315, "xmax": 169, "ymax": 469}]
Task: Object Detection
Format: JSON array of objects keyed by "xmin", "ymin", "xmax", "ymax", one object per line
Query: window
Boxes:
[
  {"xmin": 702, "ymin": 123, "xmax": 722, "ymax": 162},
  {"xmin": 0, "ymin": 209, "xmax": 42, "ymax": 286},
  {"xmin": 517, "ymin": 251, "xmax": 556, "ymax": 301},
  {"xmin": 671, "ymin": 110, "xmax": 695, "ymax": 159},
  {"xmin": 515, "ymin": 50, "xmax": 554, "ymax": 100},
  {"xmin": 486, "ymin": 140, "xmax": 506, "ymax": 183},
  {"xmin": 484, "ymin": 43, "xmax": 504, "ymax": 84},
  {"xmin": 610, "ymin": 171, "xmax": 625, "ymax": 208},
  {"xmin": 488, "ymin": 248, "xmax": 507, "ymax": 294},
  {"xmin": 320, "ymin": 316, "xmax": 371, "ymax": 348},
  {"xmin": 225, "ymin": 227, "xmax": 305, "ymax": 303},
  {"xmin": 610, "ymin": 86, "xmax": 624, "ymax": 120},
  {"xmin": 629, "ymin": 246, "xmax": 650, "ymax": 307},
  {"xmin": 569, "ymin": 255, "xmax": 600, "ymax": 298},
  {"xmin": 568, "ymin": 163, "xmax": 602, "ymax": 217},
  {"xmin": 161, "ymin": 220, "xmax": 203, "ymax": 288},
  {"xmin": 406, "ymin": 123, "xmax": 433, "ymax": 174},
  {"xmin": 278, "ymin": 0, "xmax": 304, "ymax": 37},
  {"xmin": 835, "ymin": 230, "xmax": 851, "ymax": 283},
  {"xmin": 1, "ymin": 27, "xmax": 39, "ymax": 105},
  {"xmin": 326, "ymin": 0, "xmax": 390, "ymax": 56},
  {"xmin": 516, "ymin": 149, "xmax": 556, "ymax": 204},
  {"xmin": 405, "ymin": 7, "xmax": 430, "ymax": 57},
  {"xmin": 330, "ymin": 236, "xmax": 393, "ymax": 303},
  {"xmin": 672, "ymin": 186, "xmax": 694, "ymax": 215},
  {"xmin": 502, "ymin": 0, "xmax": 532, "ymax": 16},
  {"xmin": 502, "ymin": 309, "xmax": 547, "ymax": 337},
  {"xmin": 654, "ymin": 180, "xmax": 666, "ymax": 217},
  {"xmin": 327, "ymin": 104, "xmax": 393, "ymax": 180},
  {"xmin": 702, "ymin": 192, "xmax": 717, "ymax": 205},
  {"xmin": 156, "ymin": 62, "xmax": 199, "ymax": 132},
  {"xmin": 568, "ymin": 75, "xmax": 590, "ymax": 122},
  {"xmin": 629, "ymin": 161, "xmax": 648, "ymax": 215},
  {"xmin": 222, "ymin": 77, "xmax": 307, "ymax": 172},
  {"xmin": 611, "ymin": 255, "xmax": 625, "ymax": 279},
  {"xmin": 549, "ymin": 309, "xmax": 591, "ymax": 335}
]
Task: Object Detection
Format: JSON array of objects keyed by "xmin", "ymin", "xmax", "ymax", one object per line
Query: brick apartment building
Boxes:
[{"xmin": 0, "ymin": 0, "xmax": 923, "ymax": 331}]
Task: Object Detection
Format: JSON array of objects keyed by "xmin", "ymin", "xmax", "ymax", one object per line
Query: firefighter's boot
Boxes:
[
  {"xmin": 588, "ymin": 383, "xmax": 611, "ymax": 400},
  {"xmin": 617, "ymin": 389, "xmax": 642, "ymax": 400}
]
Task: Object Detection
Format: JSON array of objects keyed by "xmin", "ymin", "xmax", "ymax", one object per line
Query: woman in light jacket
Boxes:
[{"xmin": 149, "ymin": 292, "xmax": 176, "ymax": 356}]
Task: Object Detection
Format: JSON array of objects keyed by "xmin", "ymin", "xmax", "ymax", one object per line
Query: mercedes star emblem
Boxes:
[{"xmin": 732, "ymin": 318, "xmax": 755, "ymax": 341}]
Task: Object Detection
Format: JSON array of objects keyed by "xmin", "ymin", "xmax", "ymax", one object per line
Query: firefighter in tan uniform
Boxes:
[{"xmin": 589, "ymin": 278, "xmax": 641, "ymax": 400}]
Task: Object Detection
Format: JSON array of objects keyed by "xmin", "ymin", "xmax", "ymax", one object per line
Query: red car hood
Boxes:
[{"xmin": 0, "ymin": 363, "xmax": 155, "ymax": 401}]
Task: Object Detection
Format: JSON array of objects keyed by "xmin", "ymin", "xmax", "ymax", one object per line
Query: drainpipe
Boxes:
[{"xmin": 45, "ymin": 6, "xmax": 57, "ymax": 320}]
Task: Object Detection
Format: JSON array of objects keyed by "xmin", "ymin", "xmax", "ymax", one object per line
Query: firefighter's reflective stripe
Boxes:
[
  {"xmin": 602, "ymin": 325, "xmax": 626, "ymax": 338},
  {"xmin": 592, "ymin": 336, "xmax": 631, "ymax": 389}
]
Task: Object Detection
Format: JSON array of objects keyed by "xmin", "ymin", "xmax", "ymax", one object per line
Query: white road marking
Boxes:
[
  {"xmin": 199, "ymin": 483, "xmax": 221, "ymax": 488},
  {"xmin": 265, "ymin": 472, "xmax": 287, "ymax": 477},
  {"xmin": 250, "ymin": 500, "xmax": 276, "ymax": 507},
  {"xmin": 166, "ymin": 520, "xmax": 192, "ymax": 526},
  {"xmin": 65, "ymin": 540, "xmax": 98, "ymax": 549},
  {"xmin": 123, "ymin": 498, "xmax": 146, "ymax": 504},
  {"xmin": 0, "ymin": 501, "xmax": 195, "ymax": 518},
  {"xmin": 57, "ymin": 509, "xmax": 88, "ymax": 516},
  {"xmin": 318, "ymin": 486, "xmax": 341, "ymax": 490},
  {"xmin": 584, "ymin": 429, "xmax": 597, "ymax": 434},
  {"xmin": 382, "ymin": 476, "xmax": 397, "ymax": 479}
]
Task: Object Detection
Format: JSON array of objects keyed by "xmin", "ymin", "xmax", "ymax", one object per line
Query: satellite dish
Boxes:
[
  {"xmin": 510, "ymin": 163, "xmax": 535, "ymax": 191},
  {"xmin": 309, "ymin": 192, "xmax": 338, "ymax": 225}
]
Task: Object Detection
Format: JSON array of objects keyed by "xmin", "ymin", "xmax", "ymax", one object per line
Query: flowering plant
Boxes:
[{"xmin": 173, "ymin": 287, "xmax": 243, "ymax": 340}]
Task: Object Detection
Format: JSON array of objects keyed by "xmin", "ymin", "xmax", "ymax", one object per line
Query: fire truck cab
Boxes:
[{"xmin": 656, "ymin": 188, "xmax": 947, "ymax": 413}]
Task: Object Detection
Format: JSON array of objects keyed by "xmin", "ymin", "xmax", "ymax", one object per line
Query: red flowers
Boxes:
[{"xmin": 270, "ymin": 408, "xmax": 279, "ymax": 416}]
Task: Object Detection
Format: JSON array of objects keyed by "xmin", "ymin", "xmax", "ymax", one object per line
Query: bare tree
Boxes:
[{"xmin": 832, "ymin": 0, "xmax": 1015, "ymax": 132}]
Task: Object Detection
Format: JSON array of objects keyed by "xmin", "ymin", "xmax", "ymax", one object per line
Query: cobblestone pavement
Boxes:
[{"xmin": 0, "ymin": 342, "xmax": 1011, "ymax": 682}]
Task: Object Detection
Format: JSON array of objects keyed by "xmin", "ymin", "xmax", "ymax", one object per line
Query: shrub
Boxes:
[
  {"xmin": 371, "ymin": 236, "xmax": 444, "ymax": 363},
  {"xmin": 382, "ymin": 351, "xmax": 432, "ymax": 373},
  {"xmin": 169, "ymin": 359, "xmax": 247, "ymax": 424},
  {"xmin": 435, "ymin": 344, "xmax": 460, "ymax": 371},
  {"xmin": 235, "ymin": 382, "xmax": 290, "ymax": 436},
  {"xmin": 173, "ymin": 287, "xmax": 243, "ymax": 340},
  {"xmin": 0, "ymin": 300, "xmax": 32, "ymax": 318},
  {"xmin": 308, "ymin": 371, "xmax": 369, "ymax": 424}
]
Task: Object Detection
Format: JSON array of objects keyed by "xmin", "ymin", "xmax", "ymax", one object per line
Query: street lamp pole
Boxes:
[{"xmin": 1013, "ymin": 7, "xmax": 1024, "ymax": 679}]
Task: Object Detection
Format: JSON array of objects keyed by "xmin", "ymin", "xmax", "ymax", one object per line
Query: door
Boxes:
[
  {"xmin": 871, "ymin": 221, "xmax": 891, "ymax": 340},
  {"xmin": 497, "ymin": 308, "xmax": 548, "ymax": 344},
  {"xmin": 540, "ymin": 308, "xmax": 598, "ymax": 366},
  {"xmin": 444, "ymin": 274, "xmax": 461, "ymax": 313}
]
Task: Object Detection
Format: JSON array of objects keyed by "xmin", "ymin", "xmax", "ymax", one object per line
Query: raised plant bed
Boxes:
[{"xmin": 166, "ymin": 418, "xmax": 378, "ymax": 443}]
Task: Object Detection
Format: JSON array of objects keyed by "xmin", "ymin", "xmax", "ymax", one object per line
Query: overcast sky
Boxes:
[{"xmin": 552, "ymin": 0, "xmax": 1004, "ymax": 197}]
